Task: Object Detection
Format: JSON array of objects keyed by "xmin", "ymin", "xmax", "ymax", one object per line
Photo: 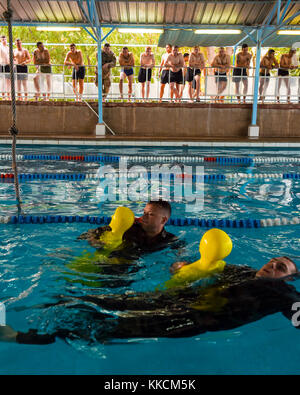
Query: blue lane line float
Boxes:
[{"xmin": 1, "ymin": 215, "xmax": 299, "ymax": 227}]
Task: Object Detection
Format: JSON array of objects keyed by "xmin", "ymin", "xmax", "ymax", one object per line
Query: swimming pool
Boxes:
[{"xmin": 0, "ymin": 144, "xmax": 300, "ymax": 374}]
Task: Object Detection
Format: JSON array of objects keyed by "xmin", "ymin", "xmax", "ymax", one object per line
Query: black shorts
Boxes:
[
  {"xmin": 215, "ymin": 72, "xmax": 227, "ymax": 83},
  {"xmin": 16, "ymin": 65, "xmax": 28, "ymax": 81},
  {"xmin": 278, "ymin": 69, "xmax": 289, "ymax": 77},
  {"xmin": 72, "ymin": 66, "xmax": 86, "ymax": 80},
  {"xmin": 259, "ymin": 72, "xmax": 270, "ymax": 82},
  {"xmin": 138, "ymin": 68, "xmax": 152, "ymax": 83},
  {"xmin": 40, "ymin": 65, "xmax": 52, "ymax": 74},
  {"xmin": 0, "ymin": 64, "xmax": 11, "ymax": 79},
  {"xmin": 160, "ymin": 69, "xmax": 170, "ymax": 84},
  {"xmin": 170, "ymin": 70, "xmax": 183, "ymax": 84},
  {"xmin": 232, "ymin": 67, "xmax": 247, "ymax": 83},
  {"xmin": 186, "ymin": 67, "xmax": 201, "ymax": 82}
]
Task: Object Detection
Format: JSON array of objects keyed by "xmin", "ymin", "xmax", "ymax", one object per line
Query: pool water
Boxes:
[{"xmin": 0, "ymin": 145, "xmax": 300, "ymax": 375}]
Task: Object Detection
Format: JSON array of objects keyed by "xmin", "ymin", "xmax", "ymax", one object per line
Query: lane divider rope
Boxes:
[
  {"xmin": 1, "ymin": 154, "xmax": 300, "ymax": 164},
  {"xmin": 1, "ymin": 172, "xmax": 300, "ymax": 182},
  {"xmin": 0, "ymin": 215, "xmax": 299, "ymax": 228}
]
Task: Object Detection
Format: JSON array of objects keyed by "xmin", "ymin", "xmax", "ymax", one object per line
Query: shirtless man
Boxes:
[
  {"xmin": 64, "ymin": 43, "xmax": 85, "ymax": 102},
  {"xmin": 138, "ymin": 46, "xmax": 155, "ymax": 101},
  {"xmin": 164, "ymin": 46, "xmax": 184, "ymax": 102},
  {"xmin": 187, "ymin": 46, "xmax": 205, "ymax": 102},
  {"xmin": 0, "ymin": 35, "xmax": 11, "ymax": 100},
  {"xmin": 259, "ymin": 49, "xmax": 279, "ymax": 103},
  {"xmin": 276, "ymin": 49, "xmax": 297, "ymax": 103},
  {"xmin": 179, "ymin": 52, "xmax": 190, "ymax": 99},
  {"xmin": 119, "ymin": 47, "xmax": 135, "ymax": 100},
  {"xmin": 13, "ymin": 39, "xmax": 31, "ymax": 101},
  {"xmin": 232, "ymin": 44, "xmax": 252, "ymax": 104},
  {"xmin": 33, "ymin": 42, "xmax": 51, "ymax": 101},
  {"xmin": 159, "ymin": 44, "xmax": 172, "ymax": 102},
  {"xmin": 211, "ymin": 47, "xmax": 231, "ymax": 103}
]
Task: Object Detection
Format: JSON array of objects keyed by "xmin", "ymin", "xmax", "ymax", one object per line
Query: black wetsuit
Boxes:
[
  {"xmin": 78, "ymin": 220, "xmax": 180, "ymax": 258},
  {"xmin": 15, "ymin": 265, "xmax": 300, "ymax": 344}
]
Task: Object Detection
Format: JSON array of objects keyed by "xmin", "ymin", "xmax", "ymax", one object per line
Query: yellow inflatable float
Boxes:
[
  {"xmin": 164, "ymin": 228, "xmax": 232, "ymax": 289},
  {"xmin": 66, "ymin": 207, "xmax": 135, "ymax": 284},
  {"xmin": 99, "ymin": 206, "xmax": 135, "ymax": 250}
]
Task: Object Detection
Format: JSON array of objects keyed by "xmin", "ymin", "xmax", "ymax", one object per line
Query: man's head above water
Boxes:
[
  {"xmin": 256, "ymin": 256, "xmax": 298, "ymax": 279},
  {"xmin": 138, "ymin": 200, "xmax": 171, "ymax": 238}
]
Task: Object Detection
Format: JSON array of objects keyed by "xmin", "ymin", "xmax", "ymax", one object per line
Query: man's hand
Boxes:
[{"xmin": 169, "ymin": 261, "xmax": 188, "ymax": 274}]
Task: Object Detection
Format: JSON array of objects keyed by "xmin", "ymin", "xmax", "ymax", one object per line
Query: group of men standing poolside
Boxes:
[
  {"xmin": 99, "ymin": 42, "xmax": 299, "ymax": 103},
  {"xmin": 0, "ymin": 34, "xmax": 299, "ymax": 103}
]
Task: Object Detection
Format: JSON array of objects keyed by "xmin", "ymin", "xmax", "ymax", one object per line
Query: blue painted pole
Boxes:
[
  {"xmin": 97, "ymin": 27, "xmax": 103, "ymax": 124},
  {"xmin": 277, "ymin": 0, "xmax": 282, "ymax": 25},
  {"xmin": 251, "ymin": 34, "xmax": 262, "ymax": 126}
]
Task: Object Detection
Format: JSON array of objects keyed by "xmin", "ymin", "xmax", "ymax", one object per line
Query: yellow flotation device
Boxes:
[
  {"xmin": 164, "ymin": 228, "xmax": 232, "ymax": 289},
  {"xmin": 66, "ymin": 207, "xmax": 135, "ymax": 284},
  {"xmin": 99, "ymin": 206, "xmax": 135, "ymax": 250}
]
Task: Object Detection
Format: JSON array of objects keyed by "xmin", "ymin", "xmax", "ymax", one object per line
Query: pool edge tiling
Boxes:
[{"xmin": 1, "ymin": 138, "xmax": 300, "ymax": 147}]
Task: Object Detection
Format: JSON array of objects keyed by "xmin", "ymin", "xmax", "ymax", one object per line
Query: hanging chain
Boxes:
[{"xmin": 3, "ymin": 0, "xmax": 22, "ymax": 215}]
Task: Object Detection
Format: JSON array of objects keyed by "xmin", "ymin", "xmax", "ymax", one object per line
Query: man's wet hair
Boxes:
[
  {"xmin": 148, "ymin": 200, "xmax": 171, "ymax": 218},
  {"xmin": 283, "ymin": 256, "xmax": 298, "ymax": 272},
  {"xmin": 36, "ymin": 41, "xmax": 43, "ymax": 47},
  {"xmin": 104, "ymin": 43, "xmax": 110, "ymax": 48},
  {"xmin": 184, "ymin": 53, "xmax": 189, "ymax": 58},
  {"xmin": 242, "ymin": 44, "xmax": 248, "ymax": 49}
]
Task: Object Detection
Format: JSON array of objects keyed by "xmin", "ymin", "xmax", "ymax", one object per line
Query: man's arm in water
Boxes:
[
  {"xmin": 77, "ymin": 226, "xmax": 110, "ymax": 248},
  {"xmin": 0, "ymin": 325, "xmax": 56, "ymax": 345}
]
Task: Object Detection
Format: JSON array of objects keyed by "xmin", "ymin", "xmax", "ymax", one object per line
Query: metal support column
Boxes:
[
  {"xmin": 97, "ymin": 26, "xmax": 103, "ymax": 125},
  {"xmin": 248, "ymin": 29, "xmax": 262, "ymax": 138}
]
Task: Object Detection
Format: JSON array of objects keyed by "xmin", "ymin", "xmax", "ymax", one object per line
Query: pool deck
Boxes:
[{"xmin": 1, "ymin": 135, "xmax": 300, "ymax": 147}]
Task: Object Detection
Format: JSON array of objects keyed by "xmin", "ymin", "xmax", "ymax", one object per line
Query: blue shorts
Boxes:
[{"xmin": 121, "ymin": 68, "xmax": 134, "ymax": 77}]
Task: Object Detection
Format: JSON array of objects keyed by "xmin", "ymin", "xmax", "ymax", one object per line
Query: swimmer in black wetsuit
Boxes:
[
  {"xmin": 78, "ymin": 201, "xmax": 180, "ymax": 257},
  {"xmin": 2, "ymin": 257, "xmax": 299, "ymax": 345}
]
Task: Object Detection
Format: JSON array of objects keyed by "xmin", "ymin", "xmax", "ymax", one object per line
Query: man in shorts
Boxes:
[
  {"xmin": 164, "ymin": 45, "xmax": 184, "ymax": 102},
  {"xmin": 179, "ymin": 52, "xmax": 190, "ymax": 99},
  {"xmin": 159, "ymin": 43, "xmax": 172, "ymax": 102},
  {"xmin": 276, "ymin": 48, "xmax": 297, "ymax": 103},
  {"xmin": 138, "ymin": 46, "xmax": 155, "ymax": 101},
  {"xmin": 13, "ymin": 38, "xmax": 31, "ymax": 101},
  {"xmin": 0, "ymin": 35, "xmax": 11, "ymax": 100},
  {"xmin": 232, "ymin": 43, "xmax": 252, "ymax": 104},
  {"xmin": 187, "ymin": 46, "xmax": 205, "ymax": 102},
  {"xmin": 211, "ymin": 47, "xmax": 231, "ymax": 103},
  {"xmin": 119, "ymin": 47, "xmax": 135, "ymax": 100},
  {"xmin": 259, "ymin": 49, "xmax": 279, "ymax": 103},
  {"xmin": 64, "ymin": 43, "xmax": 85, "ymax": 101},
  {"xmin": 33, "ymin": 42, "xmax": 52, "ymax": 101}
]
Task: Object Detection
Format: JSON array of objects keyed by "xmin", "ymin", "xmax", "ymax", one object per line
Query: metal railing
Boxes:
[{"xmin": 0, "ymin": 64, "xmax": 299, "ymax": 104}]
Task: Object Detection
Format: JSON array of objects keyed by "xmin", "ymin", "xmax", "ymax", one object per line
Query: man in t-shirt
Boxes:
[{"xmin": 95, "ymin": 43, "xmax": 117, "ymax": 100}]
